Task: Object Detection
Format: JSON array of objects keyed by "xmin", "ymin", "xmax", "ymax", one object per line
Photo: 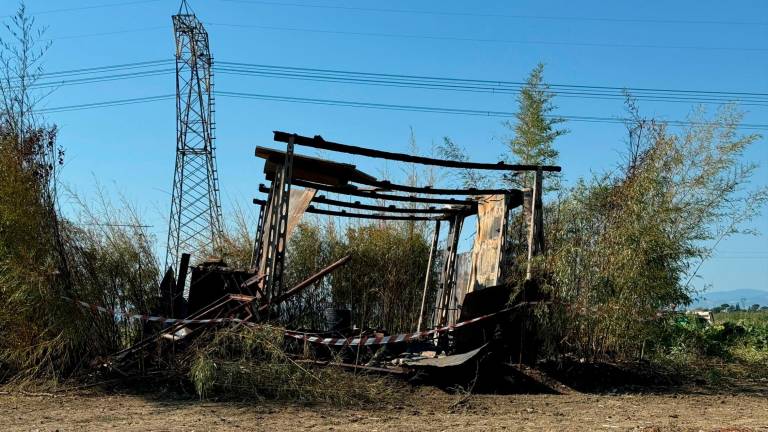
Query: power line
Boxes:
[
  {"xmin": 207, "ymin": 22, "xmax": 768, "ymax": 53},
  {"xmin": 46, "ymin": 26, "xmax": 166, "ymax": 41},
  {"xmin": 215, "ymin": 63, "xmax": 768, "ymax": 106},
  {"xmin": 23, "ymin": 58, "xmax": 768, "ymax": 106},
  {"xmin": 12, "ymin": 58, "xmax": 768, "ymax": 111},
  {"xmin": 1, "ymin": 0, "xmax": 163, "ymax": 19},
  {"xmin": 40, "ymin": 59, "xmax": 172, "ymax": 79},
  {"xmin": 217, "ymin": 62, "xmax": 768, "ymax": 98},
  {"xmin": 28, "ymin": 69, "xmax": 173, "ymax": 90},
  {"xmin": 30, "ymin": 91, "xmax": 768, "ymax": 130},
  {"xmin": 219, "ymin": 0, "xmax": 768, "ymax": 27},
  {"xmin": 214, "ymin": 90, "xmax": 768, "ymax": 130},
  {"xmin": 38, "ymin": 94, "xmax": 174, "ymax": 113}
]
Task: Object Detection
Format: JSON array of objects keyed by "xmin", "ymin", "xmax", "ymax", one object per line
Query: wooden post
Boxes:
[
  {"xmin": 526, "ymin": 169, "xmax": 543, "ymax": 280},
  {"xmin": 417, "ymin": 220, "xmax": 441, "ymax": 332},
  {"xmin": 437, "ymin": 215, "xmax": 464, "ymax": 327}
]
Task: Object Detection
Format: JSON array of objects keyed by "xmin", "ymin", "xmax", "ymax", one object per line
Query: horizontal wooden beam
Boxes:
[
  {"xmin": 253, "ymin": 198, "xmax": 450, "ymax": 221},
  {"xmin": 306, "ymin": 206, "xmax": 449, "ymax": 221},
  {"xmin": 259, "ymin": 182, "xmax": 480, "ymax": 207},
  {"xmin": 274, "ymin": 131, "xmax": 562, "ymax": 173},
  {"xmin": 354, "ymin": 177, "xmax": 514, "ymax": 196},
  {"xmin": 313, "ymin": 195, "xmax": 470, "ymax": 214}
]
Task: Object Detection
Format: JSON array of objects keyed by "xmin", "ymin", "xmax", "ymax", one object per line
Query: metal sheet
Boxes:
[{"xmin": 403, "ymin": 343, "xmax": 488, "ymax": 368}]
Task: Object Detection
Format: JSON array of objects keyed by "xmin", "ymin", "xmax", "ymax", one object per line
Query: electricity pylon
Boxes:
[{"xmin": 165, "ymin": 0, "xmax": 223, "ymax": 282}]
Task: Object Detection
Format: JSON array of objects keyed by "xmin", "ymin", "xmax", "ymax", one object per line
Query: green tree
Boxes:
[{"xmin": 503, "ymin": 63, "xmax": 567, "ymax": 190}]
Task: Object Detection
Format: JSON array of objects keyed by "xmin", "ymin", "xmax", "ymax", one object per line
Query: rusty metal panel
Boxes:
[{"xmin": 466, "ymin": 195, "xmax": 510, "ymax": 293}]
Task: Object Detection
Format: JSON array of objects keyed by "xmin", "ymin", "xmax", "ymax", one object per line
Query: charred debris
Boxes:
[{"xmin": 104, "ymin": 131, "xmax": 561, "ymax": 386}]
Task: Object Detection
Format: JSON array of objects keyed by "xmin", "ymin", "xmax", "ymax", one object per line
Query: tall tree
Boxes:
[
  {"xmin": 503, "ymin": 63, "xmax": 567, "ymax": 190},
  {"xmin": 0, "ymin": 1, "xmax": 50, "ymax": 141}
]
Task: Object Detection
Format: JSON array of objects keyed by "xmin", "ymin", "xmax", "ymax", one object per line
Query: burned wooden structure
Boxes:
[
  {"xmin": 251, "ymin": 131, "xmax": 560, "ymax": 351},
  {"xmin": 108, "ymin": 131, "xmax": 560, "ymax": 379}
]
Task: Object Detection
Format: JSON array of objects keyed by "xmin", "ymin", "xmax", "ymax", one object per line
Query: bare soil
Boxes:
[{"xmin": 2, "ymin": 383, "xmax": 767, "ymax": 432}]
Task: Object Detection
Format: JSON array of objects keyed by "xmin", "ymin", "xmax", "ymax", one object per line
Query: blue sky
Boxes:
[{"xmin": 3, "ymin": 0, "xmax": 767, "ymax": 295}]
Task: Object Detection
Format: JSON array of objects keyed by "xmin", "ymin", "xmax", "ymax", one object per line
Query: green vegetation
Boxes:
[
  {"xmin": 281, "ymin": 219, "xmax": 437, "ymax": 333},
  {"xmin": 651, "ymin": 311, "xmax": 768, "ymax": 379},
  {"xmin": 540, "ymin": 101, "xmax": 767, "ymax": 363},
  {"xmin": 0, "ymin": 5, "xmax": 157, "ymax": 383}
]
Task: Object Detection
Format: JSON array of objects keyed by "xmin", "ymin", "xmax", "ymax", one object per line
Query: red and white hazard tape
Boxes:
[
  {"xmin": 66, "ymin": 296, "xmax": 545, "ymax": 345},
  {"xmin": 63, "ymin": 296, "xmax": 245, "ymax": 325},
  {"xmin": 285, "ymin": 305, "xmax": 528, "ymax": 347}
]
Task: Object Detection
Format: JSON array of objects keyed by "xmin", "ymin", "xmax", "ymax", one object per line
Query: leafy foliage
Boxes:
[
  {"xmin": 503, "ymin": 63, "xmax": 567, "ymax": 190},
  {"xmin": 541, "ymin": 101, "xmax": 767, "ymax": 360}
]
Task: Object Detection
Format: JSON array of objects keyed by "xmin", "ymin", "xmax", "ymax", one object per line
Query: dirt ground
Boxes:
[{"xmin": 2, "ymin": 383, "xmax": 767, "ymax": 432}]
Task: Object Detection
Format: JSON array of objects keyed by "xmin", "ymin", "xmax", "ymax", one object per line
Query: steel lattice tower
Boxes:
[{"xmin": 165, "ymin": 0, "xmax": 223, "ymax": 277}]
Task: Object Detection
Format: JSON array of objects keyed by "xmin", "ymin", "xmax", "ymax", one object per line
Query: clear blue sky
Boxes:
[{"xmin": 3, "ymin": 0, "xmax": 767, "ymax": 295}]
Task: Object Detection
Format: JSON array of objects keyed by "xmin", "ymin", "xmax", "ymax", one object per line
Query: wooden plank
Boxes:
[
  {"xmin": 257, "ymin": 146, "xmax": 376, "ymax": 185},
  {"xmin": 466, "ymin": 195, "xmax": 510, "ymax": 293},
  {"xmin": 312, "ymin": 195, "xmax": 470, "ymax": 214},
  {"xmin": 354, "ymin": 177, "xmax": 515, "ymax": 195}
]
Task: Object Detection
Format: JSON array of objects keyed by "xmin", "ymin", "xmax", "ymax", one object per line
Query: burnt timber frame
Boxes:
[
  {"xmin": 257, "ymin": 186, "xmax": 476, "ymax": 214},
  {"xmin": 261, "ymin": 181, "xmax": 481, "ymax": 207},
  {"xmin": 435, "ymin": 214, "xmax": 465, "ymax": 327},
  {"xmin": 273, "ymin": 131, "xmax": 562, "ymax": 173},
  {"xmin": 259, "ymin": 135, "xmax": 295, "ymax": 304},
  {"xmin": 252, "ymin": 198, "xmax": 454, "ymax": 221},
  {"xmin": 255, "ymin": 131, "xmax": 558, "ymax": 329}
]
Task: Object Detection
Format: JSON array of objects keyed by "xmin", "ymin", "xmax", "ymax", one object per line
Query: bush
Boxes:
[{"xmin": 538, "ymin": 103, "xmax": 767, "ymax": 362}]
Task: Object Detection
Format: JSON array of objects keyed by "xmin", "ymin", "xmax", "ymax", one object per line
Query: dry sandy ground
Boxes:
[{"xmin": 2, "ymin": 386, "xmax": 767, "ymax": 432}]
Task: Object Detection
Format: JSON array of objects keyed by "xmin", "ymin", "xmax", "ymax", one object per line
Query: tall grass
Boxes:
[
  {"xmin": 279, "ymin": 218, "xmax": 437, "ymax": 333},
  {"xmin": 0, "ymin": 127, "xmax": 160, "ymax": 382}
]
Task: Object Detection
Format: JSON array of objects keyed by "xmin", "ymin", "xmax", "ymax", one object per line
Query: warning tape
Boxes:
[
  {"xmin": 63, "ymin": 297, "xmax": 246, "ymax": 325},
  {"xmin": 285, "ymin": 302, "xmax": 544, "ymax": 347},
  {"xmin": 65, "ymin": 296, "xmax": 547, "ymax": 345}
]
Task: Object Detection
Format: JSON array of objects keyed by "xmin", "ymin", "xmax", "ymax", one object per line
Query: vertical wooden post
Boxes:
[
  {"xmin": 175, "ymin": 252, "xmax": 191, "ymax": 317},
  {"xmin": 264, "ymin": 135, "xmax": 295, "ymax": 304},
  {"xmin": 526, "ymin": 169, "xmax": 543, "ymax": 280},
  {"xmin": 437, "ymin": 215, "xmax": 464, "ymax": 327},
  {"xmin": 417, "ymin": 220, "xmax": 441, "ymax": 332},
  {"xmin": 249, "ymin": 200, "xmax": 266, "ymax": 271}
]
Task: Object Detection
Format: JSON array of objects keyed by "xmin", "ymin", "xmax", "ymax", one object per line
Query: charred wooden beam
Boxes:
[
  {"xmin": 354, "ymin": 177, "xmax": 513, "ymax": 196},
  {"xmin": 254, "ymin": 198, "xmax": 451, "ymax": 221},
  {"xmin": 260, "ymin": 182, "xmax": 481, "ymax": 207},
  {"xmin": 274, "ymin": 131, "xmax": 562, "ymax": 173},
  {"xmin": 312, "ymin": 195, "xmax": 469, "ymax": 214},
  {"xmin": 306, "ymin": 206, "xmax": 449, "ymax": 221}
]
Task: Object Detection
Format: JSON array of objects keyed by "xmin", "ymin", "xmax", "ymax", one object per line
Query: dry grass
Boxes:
[{"xmin": 187, "ymin": 324, "xmax": 403, "ymax": 406}]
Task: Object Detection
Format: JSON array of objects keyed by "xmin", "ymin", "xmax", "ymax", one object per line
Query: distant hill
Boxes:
[{"xmin": 690, "ymin": 289, "xmax": 768, "ymax": 309}]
